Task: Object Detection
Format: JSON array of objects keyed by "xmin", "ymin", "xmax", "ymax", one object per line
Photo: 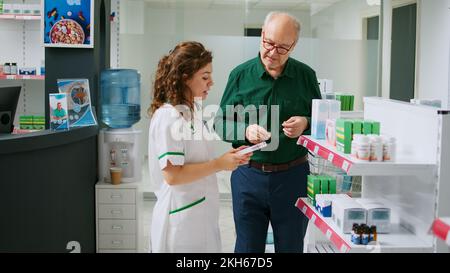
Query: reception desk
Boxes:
[{"xmin": 0, "ymin": 126, "xmax": 98, "ymax": 252}]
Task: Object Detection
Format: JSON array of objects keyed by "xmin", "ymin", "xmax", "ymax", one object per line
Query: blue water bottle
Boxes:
[{"xmin": 100, "ymin": 69, "xmax": 141, "ymax": 128}]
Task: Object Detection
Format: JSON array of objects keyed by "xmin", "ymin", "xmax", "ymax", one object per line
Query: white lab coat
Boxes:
[{"xmin": 148, "ymin": 103, "xmax": 221, "ymax": 253}]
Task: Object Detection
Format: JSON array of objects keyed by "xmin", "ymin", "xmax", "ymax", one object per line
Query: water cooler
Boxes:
[{"xmin": 99, "ymin": 69, "xmax": 142, "ymax": 183}]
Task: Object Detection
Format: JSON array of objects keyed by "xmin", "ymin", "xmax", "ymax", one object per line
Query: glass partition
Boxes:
[{"xmin": 114, "ymin": 0, "xmax": 381, "ymax": 161}]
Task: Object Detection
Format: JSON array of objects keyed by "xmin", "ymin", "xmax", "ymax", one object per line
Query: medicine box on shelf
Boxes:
[
  {"xmin": 332, "ymin": 197, "xmax": 367, "ymax": 234},
  {"xmin": 355, "ymin": 199, "xmax": 391, "ymax": 233}
]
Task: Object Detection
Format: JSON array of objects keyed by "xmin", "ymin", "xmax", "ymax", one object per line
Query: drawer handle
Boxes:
[
  {"xmin": 112, "ymin": 240, "xmax": 123, "ymax": 245},
  {"xmin": 111, "ymin": 210, "xmax": 123, "ymax": 215},
  {"xmin": 111, "ymin": 194, "xmax": 122, "ymax": 199},
  {"xmin": 112, "ymin": 225, "xmax": 123, "ymax": 230}
]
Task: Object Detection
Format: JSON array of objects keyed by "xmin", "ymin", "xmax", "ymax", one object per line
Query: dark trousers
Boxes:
[{"xmin": 231, "ymin": 162, "xmax": 309, "ymax": 253}]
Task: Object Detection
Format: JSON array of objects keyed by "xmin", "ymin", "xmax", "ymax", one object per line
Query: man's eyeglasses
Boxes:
[{"xmin": 262, "ymin": 32, "xmax": 295, "ymax": 55}]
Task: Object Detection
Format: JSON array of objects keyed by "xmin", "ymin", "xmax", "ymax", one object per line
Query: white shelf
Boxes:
[
  {"xmin": 0, "ymin": 75, "xmax": 44, "ymax": 80},
  {"xmin": 296, "ymin": 198, "xmax": 433, "ymax": 253},
  {"xmin": 298, "ymin": 135, "xmax": 436, "ymax": 176},
  {"xmin": 431, "ymin": 218, "xmax": 450, "ymax": 246},
  {"xmin": 0, "ymin": 14, "xmax": 40, "ymax": 20}
]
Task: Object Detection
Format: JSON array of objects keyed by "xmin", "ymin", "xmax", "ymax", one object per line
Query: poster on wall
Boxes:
[
  {"xmin": 42, "ymin": 0, "xmax": 94, "ymax": 48},
  {"xmin": 57, "ymin": 79, "xmax": 97, "ymax": 127}
]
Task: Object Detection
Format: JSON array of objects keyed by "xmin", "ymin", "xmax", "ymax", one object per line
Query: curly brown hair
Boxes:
[{"xmin": 149, "ymin": 41, "xmax": 213, "ymax": 115}]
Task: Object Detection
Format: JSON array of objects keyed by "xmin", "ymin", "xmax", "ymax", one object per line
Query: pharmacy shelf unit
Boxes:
[
  {"xmin": 297, "ymin": 198, "xmax": 432, "ymax": 253},
  {"xmin": 0, "ymin": 14, "xmax": 40, "ymax": 20},
  {"xmin": 0, "ymin": 75, "xmax": 44, "ymax": 80},
  {"xmin": 299, "ymin": 97, "xmax": 450, "ymax": 253},
  {"xmin": 298, "ymin": 136, "xmax": 436, "ymax": 176},
  {"xmin": 0, "ymin": 1, "xmax": 45, "ymax": 128}
]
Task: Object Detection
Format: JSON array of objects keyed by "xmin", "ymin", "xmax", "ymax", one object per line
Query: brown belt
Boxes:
[{"xmin": 249, "ymin": 155, "xmax": 308, "ymax": 173}]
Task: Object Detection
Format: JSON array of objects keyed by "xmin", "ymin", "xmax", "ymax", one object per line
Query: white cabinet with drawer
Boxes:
[{"xmin": 96, "ymin": 181, "xmax": 142, "ymax": 253}]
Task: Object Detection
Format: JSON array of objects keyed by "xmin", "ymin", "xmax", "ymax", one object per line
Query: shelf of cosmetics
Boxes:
[
  {"xmin": 1, "ymin": 63, "xmax": 45, "ymax": 77},
  {"xmin": 0, "ymin": 2, "xmax": 40, "ymax": 17},
  {"xmin": 311, "ymin": 99, "xmax": 396, "ymax": 162}
]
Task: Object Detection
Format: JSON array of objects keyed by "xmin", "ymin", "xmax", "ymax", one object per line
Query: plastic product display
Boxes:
[{"xmin": 311, "ymin": 99, "xmax": 341, "ymax": 139}]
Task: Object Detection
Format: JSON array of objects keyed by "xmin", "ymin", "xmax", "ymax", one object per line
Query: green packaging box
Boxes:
[
  {"xmin": 349, "ymin": 96, "xmax": 354, "ymax": 111},
  {"xmin": 363, "ymin": 121, "xmax": 373, "ymax": 135},
  {"xmin": 372, "ymin": 121, "xmax": 380, "ymax": 135},
  {"xmin": 20, "ymin": 116, "xmax": 33, "ymax": 129},
  {"xmin": 328, "ymin": 177, "xmax": 337, "ymax": 194},
  {"xmin": 336, "ymin": 119, "xmax": 353, "ymax": 154},
  {"xmin": 307, "ymin": 175, "xmax": 321, "ymax": 205},
  {"xmin": 353, "ymin": 120, "xmax": 363, "ymax": 135},
  {"xmin": 319, "ymin": 176, "xmax": 329, "ymax": 194}
]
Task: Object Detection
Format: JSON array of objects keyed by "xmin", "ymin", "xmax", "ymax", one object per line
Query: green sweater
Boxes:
[{"xmin": 214, "ymin": 55, "xmax": 321, "ymax": 164}]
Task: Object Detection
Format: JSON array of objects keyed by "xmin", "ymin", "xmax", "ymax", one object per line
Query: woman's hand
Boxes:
[{"xmin": 214, "ymin": 147, "xmax": 253, "ymax": 171}]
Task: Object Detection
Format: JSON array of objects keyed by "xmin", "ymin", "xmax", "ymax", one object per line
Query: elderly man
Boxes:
[{"xmin": 215, "ymin": 12, "xmax": 321, "ymax": 253}]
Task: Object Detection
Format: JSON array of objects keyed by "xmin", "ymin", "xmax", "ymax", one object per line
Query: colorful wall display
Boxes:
[{"xmin": 42, "ymin": 0, "xmax": 94, "ymax": 48}]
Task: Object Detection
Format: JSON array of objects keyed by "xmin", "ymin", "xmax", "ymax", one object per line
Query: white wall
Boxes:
[
  {"xmin": 416, "ymin": 0, "xmax": 450, "ymax": 109},
  {"xmin": 116, "ymin": 0, "xmax": 380, "ymax": 164},
  {"xmin": 309, "ymin": 0, "xmax": 380, "ymax": 109},
  {"xmin": 311, "ymin": 0, "xmax": 380, "ymax": 40}
]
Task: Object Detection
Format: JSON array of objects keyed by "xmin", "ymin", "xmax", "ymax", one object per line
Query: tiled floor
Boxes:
[{"xmin": 139, "ymin": 199, "xmax": 237, "ymax": 253}]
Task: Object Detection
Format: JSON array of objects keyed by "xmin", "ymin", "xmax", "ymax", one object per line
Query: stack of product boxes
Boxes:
[
  {"xmin": 335, "ymin": 119, "xmax": 380, "ymax": 154},
  {"xmin": 311, "ymin": 194, "xmax": 391, "ymax": 245},
  {"xmin": 307, "ymin": 175, "xmax": 337, "ymax": 216},
  {"xmin": 335, "ymin": 93, "xmax": 354, "ymax": 111},
  {"xmin": 19, "ymin": 115, "xmax": 45, "ymax": 130}
]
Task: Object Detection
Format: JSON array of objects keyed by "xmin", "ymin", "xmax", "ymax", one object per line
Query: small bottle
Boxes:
[
  {"xmin": 382, "ymin": 136, "xmax": 396, "ymax": 162},
  {"xmin": 10, "ymin": 63, "xmax": 17, "ymax": 75},
  {"xmin": 4, "ymin": 63, "xmax": 11, "ymax": 75},
  {"xmin": 356, "ymin": 135, "xmax": 371, "ymax": 161},
  {"xmin": 371, "ymin": 225, "xmax": 377, "ymax": 242},
  {"xmin": 351, "ymin": 134, "xmax": 362, "ymax": 157},
  {"xmin": 369, "ymin": 135, "xmax": 383, "ymax": 162},
  {"xmin": 361, "ymin": 226, "xmax": 370, "ymax": 245},
  {"xmin": 351, "ymin": 224, "xmax": 361, "ymax": 245}
]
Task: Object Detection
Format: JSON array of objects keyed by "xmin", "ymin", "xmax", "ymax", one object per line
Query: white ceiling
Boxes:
[{"xmin": 143, "ymin": 0, "xmax": 343, "ymax": 11}]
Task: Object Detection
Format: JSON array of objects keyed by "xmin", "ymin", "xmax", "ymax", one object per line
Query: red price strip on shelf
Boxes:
[
  {"xmin": 299, "ymin": 136, "xmax": 353, "ymax": 174},
  {"xmin": 296, "ymin": 198, "xmax": 351, "ymax": 253}
]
